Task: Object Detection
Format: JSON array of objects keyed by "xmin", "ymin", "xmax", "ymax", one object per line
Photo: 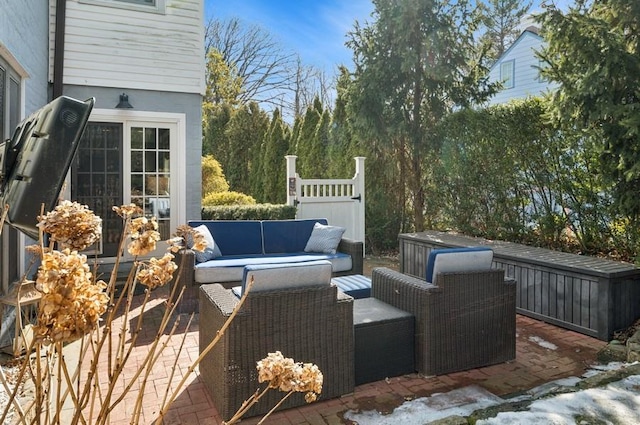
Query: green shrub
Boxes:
[
  {"xmin": 202, "ymin": 155, "xmax": 229, "ymax": 196},
  {"xmin": 201, "ymin": 204, "xmax": 297, "ymax": 220},
  {"xmin": 202, "ymin": 191, "xmax": 256, "ymax": 206}
]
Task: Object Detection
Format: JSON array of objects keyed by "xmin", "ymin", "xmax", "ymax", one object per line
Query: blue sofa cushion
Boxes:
[
  {"xmin": 262, "ymin": 219, "xmax": 328, "ymax": 254},
  {"xmin": 425, "ymin": 247, "xmax": 494, "ymax": 283},
  {"xmin": 189, "ymin": 220, "xmax": 263, "ymax": 256}
]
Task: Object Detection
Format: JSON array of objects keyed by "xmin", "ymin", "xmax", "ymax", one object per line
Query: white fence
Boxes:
[{"xmin": 286, "ymin": 156, "xmax": 365, "ymax": 248}]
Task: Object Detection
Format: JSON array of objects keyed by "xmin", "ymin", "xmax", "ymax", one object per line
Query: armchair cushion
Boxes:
[
  {"xmin": 238, "ymin": 260, "xmax": 333, "ymax": 296},
  {"xmin": 426, "ymin": 246, "xmax": 493, "ymax": 283}
]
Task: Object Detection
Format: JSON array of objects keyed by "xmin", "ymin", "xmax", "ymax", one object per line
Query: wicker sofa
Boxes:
[
  {"xmin": 370, "ymin": 247, "xmax": 517, "ymax": 376},
  {"xmin": 173, "ymin": 218, "xmax": 363, "ymax": 312},
  {"xmin": 199, "ymin": 261, "xmax": 354, "ymax": 419}
]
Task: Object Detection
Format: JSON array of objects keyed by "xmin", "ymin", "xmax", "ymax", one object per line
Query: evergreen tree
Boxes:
[
  {"xmin": 203, "ymin": 104, "xmax": 233, "ymax": 158},
  {"xmin": 346, "ymin": 0, "xmax": 497, "ymax": 232},
  {"xmin": 478, "ymin": 0, "xmax": 533, "ymax": 61},
  {"xmin": 295, "ymin": 97, "xmax": 323, "ymax": 178},
  {"xmin": 223, "ymin": 102, "xmax": 269, "ymax": 194},
  {"xmin": 537, "ymin": 0, "xmax": 640, "ymax": 217},
  {"xmin": 328, "ymin": 66, "xmax": 359, "ymax": 178},
  {"xmin": 307, "ymin": 109, "xmax": 331, "ymax": 178},
  {"xmin": 262, "ymin": 109, "xmax": 291, "ymax": 203}
]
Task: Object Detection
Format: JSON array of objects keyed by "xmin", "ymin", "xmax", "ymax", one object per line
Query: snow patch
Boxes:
[
  {"xmin": 344, "ymin": 385, "xmax": 503, "ymax": 425},
  {"xmin": 528, "ymin": 335, "xmax": 558, "ymax": 350}
]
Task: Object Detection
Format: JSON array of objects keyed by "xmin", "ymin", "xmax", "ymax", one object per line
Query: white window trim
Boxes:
[
  {"xmin": 500, "ymin": 60, "xmax": 515, "ymax": 89},
  {"xmin": 79, "ymin": 0, "xmax": 166, "ymax": 14},
  {"xmin": 65, "ymin": 109, "xmax": 186, "ymax": 262},
  {"xmin": 1, "ymin": 46, "xmax": 28, "ymax": 285}
]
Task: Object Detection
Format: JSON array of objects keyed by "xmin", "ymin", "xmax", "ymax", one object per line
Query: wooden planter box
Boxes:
[{"xmin": 399, "ymin": 231, "xmax": 640, "ymax": 341}]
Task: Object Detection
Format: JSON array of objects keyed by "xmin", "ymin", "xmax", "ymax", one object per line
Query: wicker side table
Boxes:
[{"xmin": 353, "ymin": 297, "xmax": 414, "ymax": 385}]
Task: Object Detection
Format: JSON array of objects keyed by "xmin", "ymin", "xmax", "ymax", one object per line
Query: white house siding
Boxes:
[
  {"xmin": 48, "ymin": 0, "xmax": 205, "ymax": 95},
  {"xmin": 486, "ymin": 30, "xmax": 558, "ymax": 106}
]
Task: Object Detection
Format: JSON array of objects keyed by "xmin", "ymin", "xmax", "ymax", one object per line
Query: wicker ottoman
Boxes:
[{"xmin": 353, "ymin": 297, "xmax": 415, "ymax": 385}]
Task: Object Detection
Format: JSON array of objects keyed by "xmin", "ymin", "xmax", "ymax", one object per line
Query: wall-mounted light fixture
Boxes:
[{"xmin": 115, "ymin": 92, "xmax": 133, "ymax": 109}]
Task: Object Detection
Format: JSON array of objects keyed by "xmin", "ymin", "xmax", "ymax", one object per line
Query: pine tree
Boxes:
[{"xmin": 262, "ymin": 109, "xmax": 291, "ymax": 203}]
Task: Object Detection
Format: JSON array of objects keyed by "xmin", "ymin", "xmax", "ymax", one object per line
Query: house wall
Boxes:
[
  {"xmin": 48, "ymin": 0, "xmax": 205, "ymax": 223},
  {"xmin": 486, "ymin": 30, "xmax": 557, "ymax": 106},
  {"xmin": 63, "ymin": 85, "xmax": 202, "ymax": 221},
  {"xmin": 0, "ymin": 0, "xmax": 49, "ymax": 114},
  {"xmin": 48, "ymin": 0, "xmax": 205, "ymax": 96},
  {"xmin": 0, "ymin": 0, "xmax": 51, "ymax": 344}
]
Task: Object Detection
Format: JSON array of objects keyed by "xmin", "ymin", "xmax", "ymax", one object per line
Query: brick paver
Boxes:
[{"xmin": 92, "ymin": 285, "xmax": 607, "ymax": 424}]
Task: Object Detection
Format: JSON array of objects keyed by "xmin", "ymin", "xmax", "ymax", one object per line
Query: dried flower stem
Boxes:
[
  {"xmin": 223, "ymin": 387, "xmax": 270, "ymax": 424},
  {"xmin": 257, "ymin": 390, "xmax": 295, "ymax": 425},
  {"xmin": 100, "ymin": 284, "xmax": 185, "ymax": 423},
  {"xmin": 153, "ymin": 275, "xmax": 256, "ymax": 423},
  {"xmin": 160, "ymin": 312, "xmax": 195, "ymax": 408}
]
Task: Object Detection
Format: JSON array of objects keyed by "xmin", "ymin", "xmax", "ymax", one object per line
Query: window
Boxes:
[
  {"xmin": 80, "ymin": 0, "xmax": 165, "ymax": 14},
  {"xmin": 537, "ymin": 59, "xmax": 547, "ymax": 83},
  {"xmin": 500, "ymin": 60, "xmax": 514, "ymax": 89},
  {"xmin": 0, "ymin": 62, "xmax": 21, "ymax": 141},
  {"xmin": 116, "ymin": 0, "xmax": 156, "ymax": 5},
  {"xmin": 0, "ymin": 57, "xmax": 22, "ymax": 293}
]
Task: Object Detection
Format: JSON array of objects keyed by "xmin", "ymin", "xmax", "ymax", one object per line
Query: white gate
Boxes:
[{"xmin": 286, "ymin": 156, "xmax": 365, "ymax": 248}]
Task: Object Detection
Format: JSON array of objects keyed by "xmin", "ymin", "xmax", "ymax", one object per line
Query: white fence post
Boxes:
[
  {"xmin": 353, "ymin": 157, "xmax": 366, "ymax": 249},
  {"xmin": 285, "ymin": 155, "xmax": 298, "ymax": 207}
]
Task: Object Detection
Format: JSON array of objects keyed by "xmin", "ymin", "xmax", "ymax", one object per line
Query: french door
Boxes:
[{"xmin": 72, "ymin": 118, "xmax": 178, "ymax": 261}]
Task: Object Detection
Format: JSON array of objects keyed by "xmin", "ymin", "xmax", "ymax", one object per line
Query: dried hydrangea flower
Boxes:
[
  {"xmin": 34, "ymin": 249, "xmax": 109, "ymax": 345},
  {"xmin": 113, "ymin": 204, "xmax": 143, "ymax": 219},
  {"xmin": 169, "ymin": 225, "xmax": 207, "ymax": 253},
  {"xmin": 127, "ymin": 216, "xmax": 160, "ymax": 256},
  {"xmin": 136, "ymin": 253, "xmax": 178, "ymax": 289},
  {"xmin": 256, "ymin": 351, "xmax": 323, "ymax": 403},
  {"xmin": 37, "ymin": 200, "xmax": 102, "ymax": 251}
]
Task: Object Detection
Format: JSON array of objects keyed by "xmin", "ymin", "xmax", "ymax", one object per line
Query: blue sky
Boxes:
[
  {"xmin": 204, "ymin": 0, "xmax": 375, "ymax": 77},
  {"xmin": 204, "ymin": 0, "xmax": 569, "ymax": 79}
]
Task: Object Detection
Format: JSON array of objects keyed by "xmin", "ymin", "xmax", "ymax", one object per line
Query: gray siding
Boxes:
[{"xmin": 63, "ymin": 85, "xmax": 202, "ymax": 221}]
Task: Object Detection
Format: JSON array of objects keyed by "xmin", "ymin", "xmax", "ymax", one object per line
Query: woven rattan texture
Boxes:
[{"xmin": 371, "ymin": 267, "xmax": 516, "ymax": 376}]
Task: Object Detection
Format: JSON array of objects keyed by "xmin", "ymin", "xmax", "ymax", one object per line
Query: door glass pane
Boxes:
[
  {"xmin": 131, "ymin": 126, "xmax": 171, "ymax": 239},
  {"xmin": 158, "ymin": 128, "xmax": 170, "ymax": 150},
  {"xmin": 72, "ymin": 122, "xmax": 124, "ymax": 257},
  {"xmin": 131, "ymin": 127, "xmax": 143, "ymax": 149},
  {"xmin": 9, "ymin": 77, "xmax": 19, "ymax": 133}
]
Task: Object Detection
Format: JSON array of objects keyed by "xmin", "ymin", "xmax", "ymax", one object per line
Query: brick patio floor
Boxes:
[{"xmin": 94, "ymin": 283, "xmax": 608, "ymax": 425}]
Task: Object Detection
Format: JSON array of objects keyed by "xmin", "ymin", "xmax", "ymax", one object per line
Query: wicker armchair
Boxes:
[
  {"xmin": 371, "ymin": 267, "xmax": 516, "ymax": 376},
  {"xmin": 199, "ymin": 282, "xmax": 354, "ymax": 419}
]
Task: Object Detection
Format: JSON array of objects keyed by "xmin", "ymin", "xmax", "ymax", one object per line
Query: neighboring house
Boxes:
[
  {"xmin": 0, "ymin": 0, "xmax": 205, "ymax": 293},
  {"xmin": 485, "ymin": 26, "xmax": 558, "ymax": 106}
]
